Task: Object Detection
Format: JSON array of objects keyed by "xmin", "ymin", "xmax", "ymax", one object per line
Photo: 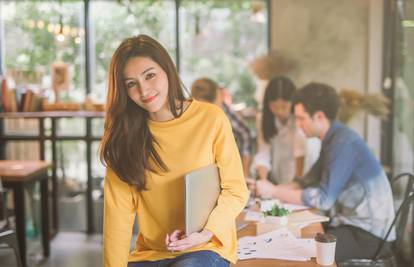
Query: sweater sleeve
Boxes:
[
  {"xmin": 301, "ymin": 140, "xmax": 360, "ymax": 210},
  {"xmin": 253, "ymin": 142, "xmax": 271, "ymax": 170},
  {"xmin": 103, "ymin": 168, "xmax": 137, "ymax": 267},
  {"xmin": 204, "ymin": 112, "xmax": 249, "ymax": 246}
]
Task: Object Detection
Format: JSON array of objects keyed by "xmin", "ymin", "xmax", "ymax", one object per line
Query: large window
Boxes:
[
  {"xmin": 179, "ymin": 0, "xmax": 268, "ymax": 106},
  {"xmin": 2, "ymin": 1, "xmax": 86, "ymax": 102},
  {"xmin": 0, "ymin": 0, "xmax": 269, "ymax": 233},
  {"xmin": 386, "ymin": 0, "xmax": 414, "ymax": 263},
  {"xmin": 1, "ymin": 0, "xmax": 268, "ymax": 106},
  {"xmin": 392, "ymin": 1, "xmax": 414, "ymax": 175},
  {"xmin": 91, "ymin": 0, "xmax": 176, "ymax": 101}
]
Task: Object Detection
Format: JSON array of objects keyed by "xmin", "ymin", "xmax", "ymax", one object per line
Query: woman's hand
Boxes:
[{"xmin": 165, "ymin": 229, "xmax": 213, "ymax": 251}]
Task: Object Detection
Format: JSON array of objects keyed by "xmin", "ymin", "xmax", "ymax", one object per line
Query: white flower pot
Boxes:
[{"xmin": 263, "ymin": 215, "xmax": 288, "ymax": 226}]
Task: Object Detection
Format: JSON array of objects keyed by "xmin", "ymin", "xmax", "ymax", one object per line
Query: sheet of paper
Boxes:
[
  {"xmin": 237, "ymin": 228, "xmax": 316, "ymax": 261},
  {"xmin": 283, "ymin": 203, "xmax": 310, "ymax": 211},
  {"xmin": 288, "ymin": 210, "xmax": 329, "ymax": 225},
  {"xmin": 244, "ymin": 210, "xmax": 263, "ymax": 222}
]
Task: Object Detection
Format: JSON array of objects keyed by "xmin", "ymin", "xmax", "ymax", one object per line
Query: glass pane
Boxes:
[
  {"xmin": 391, "ymin": 1, "xmax": 414, "ymax": 262},
  {"xmin": 392, "ymin": 2, "xmax": 414, "ymax": 175},
  {"xmin": 90, "ymin": 0, "xmax": 176, "ymax": 102},
  {"xmin": 91, "ymin": 117, "xmax": 104, "ymax": 137},
  {"xmin": 179, "ymin": 0, "xmax": 268, "ymax": 107},
  {"xmin": 92, "ymin": 141, "xmax": 104, "ymax": 232},
  {"xmin": 92, "ymin": 141, "xmax": 105, "ymax": 180},
  {"xmin": 57, "ymin": 140, "xmax": 87, "ymax": 231},
  {"xmin": 55, "ymin": 117, "xmax": 86, "ymax": 136},
  {"xmin": 5, "ymin": 141, "xmax": 40, "ymax": 160},
  {"xmin": 3, "ymin": 118, "xmax": 38, "ymax": 135},
  {"xmin": 1, "ymin": 1, "xmax": 86, "ymax": 105},
  {"xmin": 25, "ymin": 182, "xmax": 42, "ymax": 264}
]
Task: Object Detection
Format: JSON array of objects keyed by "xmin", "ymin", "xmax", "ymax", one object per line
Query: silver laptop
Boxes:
[{"xmin": 184, "ymin": 164, "xmax": 221, "ymax": 235}]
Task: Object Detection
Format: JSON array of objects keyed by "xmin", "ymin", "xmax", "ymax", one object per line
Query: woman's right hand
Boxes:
[
  {"xmin": 165, "ymin": 229, "xmax": 184, "ymax": 249},
  {"xmin": 165, "ymin": 229, "xmax": 213, "ymax": 252}
]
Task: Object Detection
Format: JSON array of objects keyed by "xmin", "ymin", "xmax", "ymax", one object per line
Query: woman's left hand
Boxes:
[
  {"xmin": 246, "ymin": 178, "xmax": 277, "ymax": 199},
  {"xmin": 166, "ymin": 229, "xmax": 213, "ymax": 251}
]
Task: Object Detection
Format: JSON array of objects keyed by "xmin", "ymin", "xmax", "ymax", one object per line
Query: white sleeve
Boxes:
[{"xmin": 254, "ymin": 142, "xmax": 271, "ymax": 170}]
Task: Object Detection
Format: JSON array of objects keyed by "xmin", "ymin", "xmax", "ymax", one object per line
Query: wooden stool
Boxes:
[{"xmin": 0, "ymin": 160, "xmax": 51, "ymax": 267}]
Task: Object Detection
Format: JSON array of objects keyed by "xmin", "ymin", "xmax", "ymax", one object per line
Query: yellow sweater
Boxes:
[{"xmin": 103, "ymin": 100, "xmax": 249, "ymax": 267}]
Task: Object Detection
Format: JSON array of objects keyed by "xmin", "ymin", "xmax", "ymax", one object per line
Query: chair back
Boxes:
[
  {"xmin": 373, "ymin": 172, "xmax": 414, "ymax": 261},
  {"xmin": 339, "ymin": 172, "xmax": 414, "ymax": 267},
  {"xmin": 392, "ymin": 172, "xmax": 414, "ymax": 254}
]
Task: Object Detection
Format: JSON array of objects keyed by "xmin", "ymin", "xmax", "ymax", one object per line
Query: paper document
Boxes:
[
  {"xmin": 288, "ymin": 210, "xmax": 329, "ymax": 225},
  {"xmin": 237, "ymin": 228, "xmax": 316, "ymax": 261},
  {"xmin": 283, "ymin": 203, "xmax": 310, "ymax": 211}
]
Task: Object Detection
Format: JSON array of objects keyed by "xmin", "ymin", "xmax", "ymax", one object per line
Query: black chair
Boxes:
[
  {"xmin": 339, "ymin": 172, "xmax": 414, "ymax": 267},
  {"xmin": 0, "ymin": 179, "xmax": 23, "ymax": 267}
]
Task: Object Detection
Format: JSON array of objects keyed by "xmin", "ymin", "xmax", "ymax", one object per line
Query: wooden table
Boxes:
[
  {"xmin": 233, "ymin": 214, "xmax": 336, "ymax": 267},
  {"xmin": 0, "ymin": 160, "xmax": 51, "ymax": 267}
]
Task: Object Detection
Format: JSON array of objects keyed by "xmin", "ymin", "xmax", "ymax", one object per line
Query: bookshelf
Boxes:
[{"xmin": 0, "ymin": 111, "xmax": 105, "ymax": 234}]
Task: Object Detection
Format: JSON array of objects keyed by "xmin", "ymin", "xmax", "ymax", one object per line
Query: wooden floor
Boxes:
[{"xmin": 0, "ymin": 232, "xmax": 102, "ymax": 267}]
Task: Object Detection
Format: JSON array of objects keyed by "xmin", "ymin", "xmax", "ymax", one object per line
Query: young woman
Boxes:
[
  {"xmin": 100, "ymin": 35, "xmax": 248, "ymax": 267},
  {"xmin": 254, "ymin": 76, "xmax": 307, "ymax": 184}
]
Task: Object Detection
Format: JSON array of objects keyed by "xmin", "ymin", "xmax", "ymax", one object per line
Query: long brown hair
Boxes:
[
  {"xmin": 262, "ymin": 76, "xmax": 296, "ymax": 143},
  {"xmin": 100, "ymin": 35, "xmax": 186, "ymax": 191}
]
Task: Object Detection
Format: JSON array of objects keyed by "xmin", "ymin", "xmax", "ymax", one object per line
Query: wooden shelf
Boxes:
[{"xmin": 0, "ymin": 111, "xmax": 105, "ymax": 119}]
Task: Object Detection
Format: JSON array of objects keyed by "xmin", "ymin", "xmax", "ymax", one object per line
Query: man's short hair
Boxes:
[
  {"xmin": 293, "ymin": 82, "xmax": 340, "ymax": 121},
  {"xmin": 191, "ymin": 77, "xmax": 219, "ymax": 103}
]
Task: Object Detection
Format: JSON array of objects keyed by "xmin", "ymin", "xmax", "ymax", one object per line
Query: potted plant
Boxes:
[{"xmin": 262, "ymin": 203, "xmax": 290, "ymax": 225}]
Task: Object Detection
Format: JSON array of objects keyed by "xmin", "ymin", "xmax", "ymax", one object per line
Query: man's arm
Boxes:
[
  {"xmin": 301, "ymin": 140, "xmax": 360, "ymax": 210},
  {"xmin": 295, "ymin": 156, "xmax": 305, "ymax": 177},
  {"xmin": 247, "ymin": 179, "xmax": 303, "ymax": 204}
]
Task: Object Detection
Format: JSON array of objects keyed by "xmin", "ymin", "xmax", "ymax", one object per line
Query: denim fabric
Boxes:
[
  {"xmin": 300, "ymin": 122, "xmax": 395, "ymax": 241},
  {"xmin": 127, "ymin": 250, "xmax": 229, "ymax": 267}
]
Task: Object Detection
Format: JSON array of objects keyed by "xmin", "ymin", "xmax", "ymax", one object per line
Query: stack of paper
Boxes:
[{"xmin": 237, "ymin": 228, "xmax": 316, "ymax": 261}]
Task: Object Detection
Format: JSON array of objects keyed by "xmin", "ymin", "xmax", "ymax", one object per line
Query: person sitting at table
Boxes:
[
  {"xmin": 254, "ymin": 76, "xmax": 307, "ymax": 184},
  {"xmin": 191, "ymin": 77, "xmax": 253, "ymax": 178},
  {"xmin": 248, "ymin": 82, "xmax": 395, "ymax": 262}
]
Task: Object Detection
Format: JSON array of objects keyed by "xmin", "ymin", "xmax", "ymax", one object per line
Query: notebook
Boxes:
[{"xmin": 184, "ymin": 164, "xmax": 221, "ymax": 235}]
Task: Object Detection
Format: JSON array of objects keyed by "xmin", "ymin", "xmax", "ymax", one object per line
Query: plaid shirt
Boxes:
[{"xmin": 222, "ymin": 104, "xmax": 252, "ymax": 157}]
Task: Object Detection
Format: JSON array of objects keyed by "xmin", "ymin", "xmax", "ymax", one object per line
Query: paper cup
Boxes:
[{"xmin": 314, "ymin": 233, "xmax": 336, "ymax": 265}]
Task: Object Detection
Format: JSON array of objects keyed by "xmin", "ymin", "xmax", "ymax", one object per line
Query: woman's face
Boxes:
[
  {"xmin": 268, "ymin": 98, "xmax": 292, "ymax": 121},
  {"xmin": 123, "ymin": 56, "xmax": 170, "ymax": 120}
]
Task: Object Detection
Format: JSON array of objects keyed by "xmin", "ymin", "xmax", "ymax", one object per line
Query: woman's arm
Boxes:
[
  {"xmin": 204, "ymin": 113, "xmax": 249, "ymax": 246},
  {"xmin": 295, "ymin": 156, "xmax": 305, "ymax": 177},
  {"xmin": 256, "ymin": 165, "xmax": 269, "ymax": 180},
  {"xmin": 103, "ymin": 168, "xmax": 137, "ymax": 267},
  {"xmin": 254, "ymin": 142, "xmax": 271, "ymax": 180}
]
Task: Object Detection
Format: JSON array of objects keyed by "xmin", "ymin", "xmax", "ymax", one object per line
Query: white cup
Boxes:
[{"xmin": 314, "ymin": 233, "xmax": 336, "ymax": 266}]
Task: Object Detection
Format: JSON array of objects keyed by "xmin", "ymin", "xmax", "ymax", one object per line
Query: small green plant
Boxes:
[{"xmin": 262, "ymin": 204, "xmax": 290, "ymax": 217}]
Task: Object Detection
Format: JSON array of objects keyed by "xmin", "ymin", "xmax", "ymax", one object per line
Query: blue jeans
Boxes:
[{"xmin": 127, "ymin": 250, "xmax": 230, "ymax": 267}]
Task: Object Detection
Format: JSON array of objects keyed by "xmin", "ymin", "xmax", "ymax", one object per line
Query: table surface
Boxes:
[
  {"xmin": 0, "ymin": 160, "xmax": 51, "ymax": 182},
  {"xmin": 232, "ymin": 213, "xmax": 336, "ymax": 267}
]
